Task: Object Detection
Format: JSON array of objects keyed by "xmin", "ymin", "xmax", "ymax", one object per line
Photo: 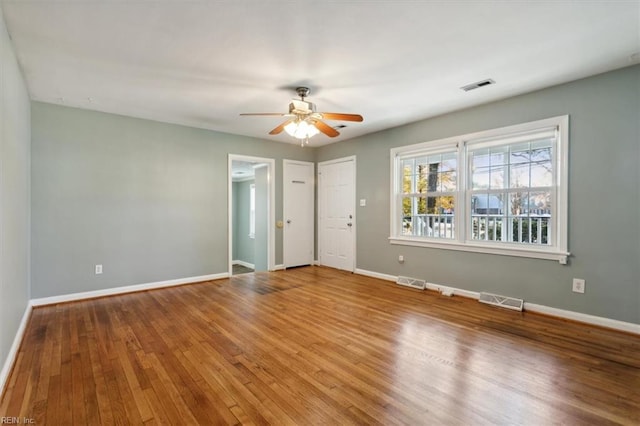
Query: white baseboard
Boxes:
[
  {"xmin": 354, "ymin": 268, "xmax": 396, "ymax": 282},
  {"xmin": 426, "ymin": 282, "xmax": 481, "ymax": 300},
  {"xmin": 30, "ymin": 272, "xmax": 228, "ymax": 307},
  {"xmin": 354, "ymin": 268, "xmax": 639, "ymax": 335},
  {"xmin": 232, "ymin": 260, "xmax": 255, "ymax": 269},
  {"xmin": 273, "ymin": 264, "xmax": 285, "ymax": 271},
  {"xmin": 1, "ymin": 304, "xmax": 32, "ymax": 397},
  {"xmin": 524, "ymin": 303, "xmax": 640, "ymax": 335}
]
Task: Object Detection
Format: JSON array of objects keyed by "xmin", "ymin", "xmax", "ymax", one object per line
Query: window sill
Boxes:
[{"xmin": 389, "ymin": 236, "xmax": 569, "ymax": 264}]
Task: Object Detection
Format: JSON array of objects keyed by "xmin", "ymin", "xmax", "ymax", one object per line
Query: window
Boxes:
[
  {"xmin": 401, "ymin": 147, "xmax": 457, "ymax": 239},
  {"xmin": 249, "ymin": 184, "xmax": 256, "ymax": 239},
  {"xmin": 390, "ymin": 116, "xmax": 569, "ymax": 263}
]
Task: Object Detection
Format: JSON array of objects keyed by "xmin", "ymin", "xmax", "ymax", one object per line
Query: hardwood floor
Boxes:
[
  {"xmin": 1, "ymin": 266, "xmax": 639, "ymax": 425},
  {"xmin": 232, "ymin": 264, "xmax": 254, "ymax": 275}
]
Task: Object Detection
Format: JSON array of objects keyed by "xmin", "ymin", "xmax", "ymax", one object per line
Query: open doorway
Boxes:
[{"xmin": 228, "ymin": 155, "xmax": 275, "ymax": 276}]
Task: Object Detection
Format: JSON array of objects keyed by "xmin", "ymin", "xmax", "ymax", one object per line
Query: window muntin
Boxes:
[
  {"xmin": 400, "ymin": 150, "xmax": 457, "ymax": 239},
  {"xmin": 468, "ymin": 137, "xmax": 554, "ymax": 246},
  {"xmin": 390, "ymin": 116, "xmax": 569, "ymax": 262}
]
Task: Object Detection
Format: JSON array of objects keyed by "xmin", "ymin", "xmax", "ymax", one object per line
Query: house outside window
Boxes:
[{"xmin": 390, "ymin": 116, "xmax": 569, "ymax": 263}]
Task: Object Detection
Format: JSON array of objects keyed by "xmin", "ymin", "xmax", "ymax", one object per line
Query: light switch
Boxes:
[{"xmin": 359, "ymin": 199, "xmax": 366, "ymax": 207}]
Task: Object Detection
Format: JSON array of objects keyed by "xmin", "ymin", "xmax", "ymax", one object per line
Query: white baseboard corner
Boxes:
[
  {"xmin": 354, "ymin": 268, "xmax": 639, "ymax": 335},
  {"xmin": 272, "ymin": 264, "xmax": 285, "ymax": 271},
  {"xmin": 1, "ymin": 303, "xmax": 32, "ymax": 397},
  {"xmin": 233, "ymin": 260, "xmax": 255, "ymax": 269},
  {"xmin": 30, "ymin": 272, "xmax": 229, "ymax": 307}
]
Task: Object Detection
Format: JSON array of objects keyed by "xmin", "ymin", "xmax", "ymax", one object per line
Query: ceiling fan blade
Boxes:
[
  {"xmin": 269, "ymin": 119, "xmax": 293, "ymax": 135},
  {"xmin": 320, "ymin": 112, "xmax": 363, "ymax": 122},
  {"xmin": 314, "ymin": 120, "xmax": 340, "ymax": 138},
  {"xmin": 240, "ymin": 112, "xmax": 287, "ymax": 117}
]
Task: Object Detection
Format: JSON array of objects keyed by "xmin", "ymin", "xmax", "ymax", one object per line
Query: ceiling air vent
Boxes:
[{"xmin": 461, "ymin": 79, "xmax": 495, "ymax": 92}]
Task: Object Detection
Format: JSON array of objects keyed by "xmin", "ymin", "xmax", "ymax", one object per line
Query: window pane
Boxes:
[
  {"xmin": 417, "ymin": 164, "xmax": 428, "ymax": 193},
  {"xmin": 507, "ymin": 192, "xmax": 528, "ymax": 216},
  {"xmin": 401, "ymin": 195, "xmax": 454, "ymax": 238},
  {"xmin": 441, "ymin": 152, "xmax": 457, "ymax": 171},
  {"xmin": 472, "ymin": 148, "xmax": 490, "ymax": 169},
  {"xmin": 510, "ymin": 163, "xmax": 530, "ymax": 188},
  {"xmin": 471, "ymin": 193, "xmax": 504, "ymax": 241},
  {"xmin": 472, "ymin": 148, "xmax": 500, "ymax": 190},
  {"xmin": 489, "ymin": 164, "xmax": 505, "ymax": 189},
  {"xmin": 531, "ymin": 160, "xmax": 552, "ymax": 187},
  {"xmin": 506, "ymin": 191, "xmax": 551, "ymax": 244},
  {"xmin": 490, "ymin": 146, "xmax": 508, "ymax": 166},
  {"xmin": 441, "ymin": 171, "xmax": 457, "ymax": 191},
  {"xmin": 529, "ymin": 191, "xmax": 551, "ymax": 215},
  {"xmin": 404, "ymin": 152, "xmax": 457, "ymax": 194},
  {"xmin": 472, "ymin": 166, "xmax": 490, "ymax": 189},
  {"xmin": 510, "ymin": 143, "xmax": 530, "ymax": 164},
  {"xmin": 471, "ymin": 193, "xmax": 504, "ymax": 215},
  {"xmin": 402, "ymin": 163, "xmax": 413, "ymax": 194}
]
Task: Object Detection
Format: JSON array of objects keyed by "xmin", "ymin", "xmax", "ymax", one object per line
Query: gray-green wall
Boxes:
[
  {"xmin": 232, "ymin": 180, "xmax": 255, "ymax": 265},
  {"xmin": 0, "ymin": 6, "xmax": 31, "ymax": 383},
  {"xmin": 31, "ymin": 102, "xmax": 314, "ymax": 298},
  {"xmin": 25, "ymin": 63, "xmax": 640, "ymax": 325},
  {"xmin": 317, "ymin": 65, "xmax": 640, "ymax": 324}
]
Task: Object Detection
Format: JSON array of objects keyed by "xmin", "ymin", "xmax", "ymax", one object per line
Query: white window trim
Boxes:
[{"xmin": 389, "ymin": 115, "xmax": 570, "ymax": 264}]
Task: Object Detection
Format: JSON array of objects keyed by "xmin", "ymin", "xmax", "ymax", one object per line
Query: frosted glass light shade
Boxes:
[{"xmin": 284, "ymin": 120, "xmax": 320, "ymax": 139}]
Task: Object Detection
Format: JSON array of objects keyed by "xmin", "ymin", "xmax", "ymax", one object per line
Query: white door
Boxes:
[
  {"xmin": 283, "ymin": 160, "xmax": 314, "ymax": 268},
  {"xmin": 318, "ymin": 157, "xmax": 355, "ymax": 272}
]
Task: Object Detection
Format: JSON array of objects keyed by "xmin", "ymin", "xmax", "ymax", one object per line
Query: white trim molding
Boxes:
[
  {"xmin": 232, "ymin": 260, "xmax": 255, "ymax": 269},
  {"xmin": 389, "ymin": 115, "xmax": 570, "ymax": 264},
  {"xmin": 1, "ymin": 304, "xmax": 32, "ymax": 396},
  {"xmin": 30, "ymin": 273, "xmax": 228, "ymax": 307},
  {"xmin": 523, "ymin": 303, "xmax": 640, "ymax": 335},
  {"xmin": 354, "ymin": 268, "xmax": 639, "ymax": 335},
  {"xmin": 354, "ymin": 268, "xmax": 396, "ymax": 282}
]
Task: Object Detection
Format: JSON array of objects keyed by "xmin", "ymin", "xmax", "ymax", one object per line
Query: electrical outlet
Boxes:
[
  {"xmin": 398, "ymin": 255, "xmax": 404, "ymax": 263},
  {"xmin": 572, "ymin": 278, "xmax": 585, "ymax": 293},
  {"xmin": 95, "ymin": 264, "xmax": 103, "ymax": 275}
]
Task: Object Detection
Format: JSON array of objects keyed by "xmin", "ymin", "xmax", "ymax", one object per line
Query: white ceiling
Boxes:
[{"xmin": 2, "ymin": 1, "xmax": 639, "ymax": 146}]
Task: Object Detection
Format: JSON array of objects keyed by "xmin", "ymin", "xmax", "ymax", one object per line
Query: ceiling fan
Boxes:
[{"xmin": 240, "ymin": 87, "xmax": 363, "ymax": 145}]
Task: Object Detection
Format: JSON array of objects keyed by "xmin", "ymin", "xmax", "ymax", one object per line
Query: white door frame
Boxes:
[
  {"xmin": 228, "ymin": 154, "xmax": 276, "ymax": 275},
  {"xmin": 283, "ymin": 159, "xmax": 315, "ymax": 268},
  {"xmin": 318, "ymin": 155, "xmax": 356, "ymax": 272}
]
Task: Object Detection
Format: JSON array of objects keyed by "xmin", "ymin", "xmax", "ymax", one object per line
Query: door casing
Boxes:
[{"xmin": 228, "ymin": 154, "xmax": 276, "ymax": 275}]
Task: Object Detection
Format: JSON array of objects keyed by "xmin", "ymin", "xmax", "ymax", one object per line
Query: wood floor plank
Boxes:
[{"xmin": 1, "ymin": 266, "xmax": 639, "ymax": 425}]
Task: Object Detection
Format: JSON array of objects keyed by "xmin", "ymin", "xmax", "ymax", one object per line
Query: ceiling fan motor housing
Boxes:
[{"xmin": 289, "ymin": 99, "xmax": 316, "ymax": 115}]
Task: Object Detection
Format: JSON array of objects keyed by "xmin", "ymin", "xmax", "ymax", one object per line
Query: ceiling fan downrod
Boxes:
[{"xmin": 296, "ymin": 87, "xmax": 310, "ymax": 101}]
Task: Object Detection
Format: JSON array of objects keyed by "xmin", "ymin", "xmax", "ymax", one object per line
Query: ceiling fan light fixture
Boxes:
[
  {"xmin": 240, "ymin": 86, "xmax": 362, "ymax": 142},
  {"xmin": 284, "ymin": 119, "xmax": 320, "ymax": 140}
]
